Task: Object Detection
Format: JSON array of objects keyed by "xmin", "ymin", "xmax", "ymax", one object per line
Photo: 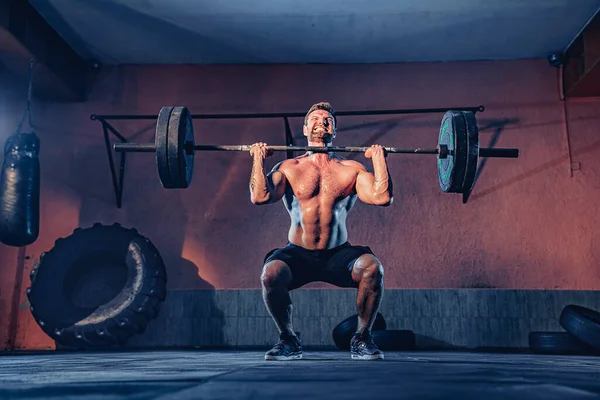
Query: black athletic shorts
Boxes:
[{"xmin": 263, "ymin": 242, "xmax": 375, "ymax": 290}]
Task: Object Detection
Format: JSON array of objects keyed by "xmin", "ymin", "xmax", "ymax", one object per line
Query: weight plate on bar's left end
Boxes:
[
  {"xmin": 461, "ymin": 111, "xmax": 480, "ymax": 203},
  {"xmin": 182, "ymin": 107, "xmax": 195, "ymax": 187},
  {"xmin": 156, "ymin": 106, "xmax": 174, "ymax": 188},
  {"xmin": 167, "ymin": 106, "xmax": 194, "ymax": 189},
  {"xmin": 437, "ymin": 111, "xmax": 467, "ymax": 193}
]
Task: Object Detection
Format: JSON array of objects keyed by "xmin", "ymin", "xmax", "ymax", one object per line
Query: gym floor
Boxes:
[{"xmin": 1, "ymin": 350, "xmax": 599, "ymax": 399}]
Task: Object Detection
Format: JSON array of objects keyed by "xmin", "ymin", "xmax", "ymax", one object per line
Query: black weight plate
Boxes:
[
  {"xmin": 167, "ymin": 106, "xmax": 195, "ymax": 189},
  {"xmin": 155, "ymin": 107, "xmax": 174, "ymax": 189},
  {"xmin": 178, "ymin": 106, "xmax": 195, "ymax": 188},
  {"xmin": 437, "ymin": 111, "xmax": 467, "ymax": 193},
  {"xmin": 183, "ymin": 109, "xmax": 195, "ymax": 187},
  {"xmin": 461, "ymin": 111, "xmax": 480, "ymax": 202}
]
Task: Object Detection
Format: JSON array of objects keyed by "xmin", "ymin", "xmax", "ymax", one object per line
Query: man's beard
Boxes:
[{"xmin": 309, "ymin": 131, "xmax": 333, "ymax": 144}]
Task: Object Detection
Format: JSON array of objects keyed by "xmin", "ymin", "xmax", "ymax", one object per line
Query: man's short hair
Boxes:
[{"xmin": 304, "ymin": 102, "xmax": 337, "ymax": 126}]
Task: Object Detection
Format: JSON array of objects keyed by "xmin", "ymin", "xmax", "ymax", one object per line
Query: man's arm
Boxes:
[
  {"xmin": 355, "ymin": 145, "xmax": 393, "ymax": 206},
  {"xmin": 249, "ymin": 143, "xmax": 287, "ymax": 205}
]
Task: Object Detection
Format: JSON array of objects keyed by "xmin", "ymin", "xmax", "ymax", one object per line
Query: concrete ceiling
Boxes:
[{"xmin": 27, "ymin": 0, "xmax": 600, "ymax": 65}]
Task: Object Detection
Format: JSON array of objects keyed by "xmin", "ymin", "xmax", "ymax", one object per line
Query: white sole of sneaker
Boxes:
[
  {"xmin": 265, "ymin": 354, "xmax": 303, "ymax": 361},
  {"xmin": 351, "ymin": 353, "xmax": 384, "ymax": 360}
]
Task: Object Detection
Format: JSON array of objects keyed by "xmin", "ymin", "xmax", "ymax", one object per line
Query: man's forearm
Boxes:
[
  {"xmin": 250, "ymin": 157, "xmax": 270, "ymax": 203},
  {"xmin": 372, "ymin": 157, "xmax": 393, "ymax": 203}
]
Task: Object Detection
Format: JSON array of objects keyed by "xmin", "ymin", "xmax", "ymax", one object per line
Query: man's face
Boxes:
[{"xmin": 303, "ymin": 109, "xmax": 336, "ymax": 144}]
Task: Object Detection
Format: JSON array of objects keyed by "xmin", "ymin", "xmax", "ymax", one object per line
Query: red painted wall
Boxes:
[{"xmin": 1, "ymin": 59, "xmax": 599, "ymax": 349}]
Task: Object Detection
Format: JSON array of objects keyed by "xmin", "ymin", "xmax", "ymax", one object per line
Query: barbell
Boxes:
[{"xmin": 113, "ymin": 106, "xmax": 519, "ymax": 201}]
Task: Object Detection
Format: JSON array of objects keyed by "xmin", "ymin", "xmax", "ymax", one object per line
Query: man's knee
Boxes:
[
  {"xmin": 261, "ymin": 260, "xmax": 292, "ymax": 290},
  {"xmin": 352, "ymin": 254, "xmax": 384, "ymax": 284}
]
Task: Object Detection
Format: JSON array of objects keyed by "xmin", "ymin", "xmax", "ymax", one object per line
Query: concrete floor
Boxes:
[{"xmin": 1, "ymin": 350, "xmax": 600, "ymax": 399}]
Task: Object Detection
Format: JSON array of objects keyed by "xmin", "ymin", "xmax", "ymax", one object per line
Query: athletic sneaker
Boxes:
[
  {"xmin": 265, "ymin": 332, "xmax": 303, "ymax": 361},
  {"xmin": 350, "ymin": 331, "xmax": 384, "ymax": 360}
]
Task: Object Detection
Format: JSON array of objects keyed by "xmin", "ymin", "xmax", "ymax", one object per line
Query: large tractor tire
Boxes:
[{"xmin": 27, "ymin": 223, "xmax": 167, "ymax": 349}]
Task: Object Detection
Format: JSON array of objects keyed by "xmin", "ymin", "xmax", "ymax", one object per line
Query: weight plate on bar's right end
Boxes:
[
  {"xmin": 437, "ymin": 110, "xmax": 468, "ymax": 193},
  {"xmin": 155, "ymin": 106, "xmax": 174, "ymax": 188},
  {"xmin": 461, "ymin": 111, "xmax": 480, "ymax": 203},
  {"xmin": 167, "ymin": 106, "xmax": 194, "ymax": 189}
]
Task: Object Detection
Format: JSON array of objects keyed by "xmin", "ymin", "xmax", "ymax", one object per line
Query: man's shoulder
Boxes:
[
  {"xmin": 282, "ymin": 158, "xmax": 302, "ymax": 167},
  {"xmin": 270, "ymin": 158, "xmax": 299, "ymax": 173},
  {"xmin": 338, "ymin": 158, "xmax": 367, "ymax": 172}
]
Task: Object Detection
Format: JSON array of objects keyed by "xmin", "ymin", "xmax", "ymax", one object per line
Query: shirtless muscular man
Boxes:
[{"xmin": 249, "ymin": 102, "xmax": 393, "ymax": 361}]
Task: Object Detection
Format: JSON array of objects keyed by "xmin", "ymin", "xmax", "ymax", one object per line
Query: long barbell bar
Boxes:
[{"xmin": 113, "ymin": 142, "xmax": 519, "ymax": 159}]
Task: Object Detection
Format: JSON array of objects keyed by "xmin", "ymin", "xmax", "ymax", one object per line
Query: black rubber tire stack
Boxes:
[
  {"xmin": 528, "ymin": 331, "xmax": 595, "ymax": 355},
  {"xmin": 528, "ymin": 304, "xmax": 600, "ymax": 356},
  {"xmin": 27, "ymin": 223, "xmax": 167, "ymax": 349}
]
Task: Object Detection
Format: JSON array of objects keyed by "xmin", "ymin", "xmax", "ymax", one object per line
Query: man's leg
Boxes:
[
  {"xmin": 350, "ymin": 254, "xmax": 385, "ymax": 360},
  {"xmin": 261, "ymin": 260, "xmax": 302, "ymax": 360},
  {"xmin": 351, "ymin": 254, "xmax": 385, "ymax": 335},
  {"xmin": 261, "ymin": 260, "xmax": 295, "ymax": 337}
]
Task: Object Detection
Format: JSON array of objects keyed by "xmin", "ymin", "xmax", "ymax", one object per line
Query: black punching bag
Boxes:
[{"xmin": 0, "ymin": 132, "xmax": 40, "ymax": 247}]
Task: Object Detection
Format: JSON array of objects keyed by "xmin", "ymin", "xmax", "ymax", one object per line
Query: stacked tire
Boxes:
[
  {"xmin": 332, "ymin": 313, "xmax": 416, "ymax": 351},
  {"xmin": 529, "ymin": 304, "xmax": 600, "ymax": 356},
  {"xmin": 27, "ymin": 223, "xmax": 167, "ymax": 349}
]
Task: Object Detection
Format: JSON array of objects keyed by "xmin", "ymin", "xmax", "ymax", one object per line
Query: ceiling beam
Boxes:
[
  {"xmin": 0, "ymin": 0, "xmax": 97, "ymax": 102},
  {"xmin": 563, "ymin": 8, "xmax": 600, "ymax": 98}
]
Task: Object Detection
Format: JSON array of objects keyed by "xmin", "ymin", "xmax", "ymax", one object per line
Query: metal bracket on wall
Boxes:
[
  {"xmin": 95, "ymin": 118, "xmax": 128, "ymax": 208},
  {"xmin": 90, "ymin": 105, "xmax": 484, "ymax": 208}
]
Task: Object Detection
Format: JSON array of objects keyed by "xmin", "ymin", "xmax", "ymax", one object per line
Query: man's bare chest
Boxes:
[{"xmin": 285, "ymin": 164, "xmax": 357, "ymax": 200}]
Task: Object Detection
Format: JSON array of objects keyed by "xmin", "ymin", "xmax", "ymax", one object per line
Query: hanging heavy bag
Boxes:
[{"xmin": 0, "ymin": 132, "xmax": 40, "ymax": 247}]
